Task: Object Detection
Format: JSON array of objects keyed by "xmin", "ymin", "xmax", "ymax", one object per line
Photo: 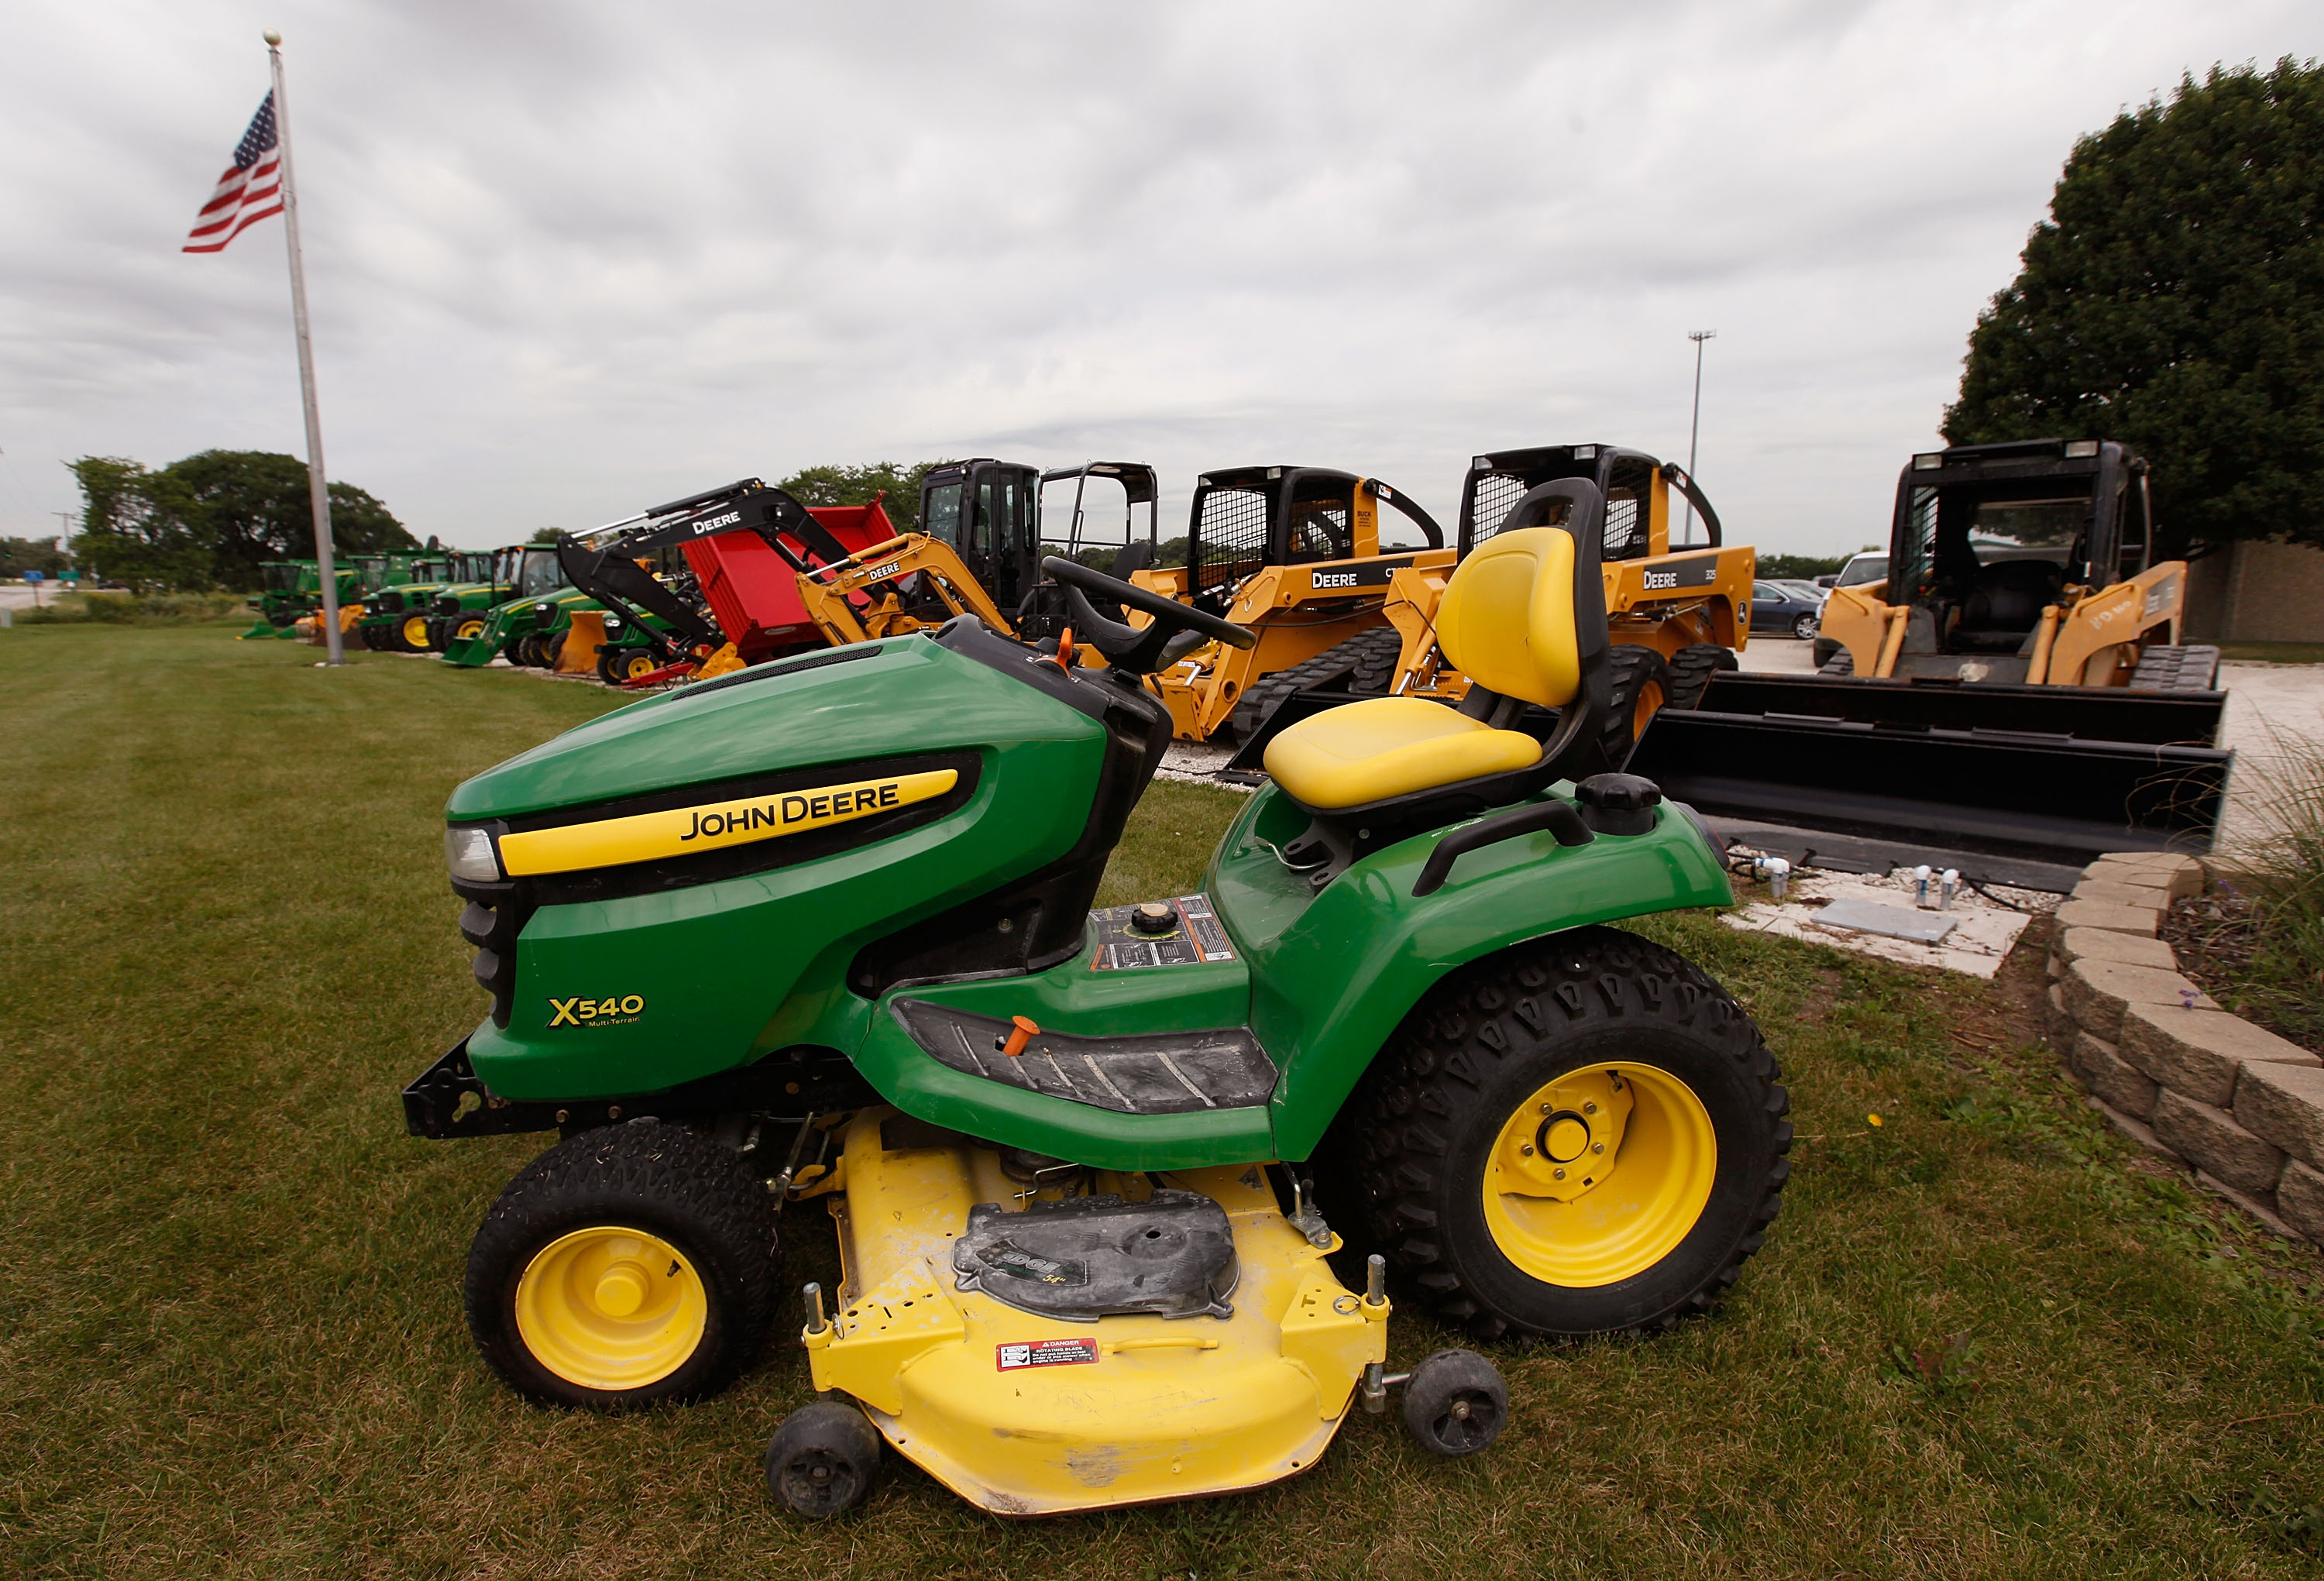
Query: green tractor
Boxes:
[
  {"xmin": 238, "ymin": 559, "xmax": 356, "ymax": 640},
  {"xmin": 420, "ymin": 546, "xmax": 560, "ymax": 654},
  {"xmin": 404, "ymin": 478, "xmax": 1791, "ymax": 1518},
  {"xmin": 362, "ymin": 552, "xmax": 497, "ymax": 652},
  {"xmin": 442, "ymin": 583, "xmax": 617, "ymax": 672}
]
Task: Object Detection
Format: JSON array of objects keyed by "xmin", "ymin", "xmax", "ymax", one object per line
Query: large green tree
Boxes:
[
  {"xmin": 68, "ymin": 450, "xmax": 417, "ymax": 590},
  {"xmin": 1943, "ymin": 58, "xmax": 2324, "ymax": 554}
]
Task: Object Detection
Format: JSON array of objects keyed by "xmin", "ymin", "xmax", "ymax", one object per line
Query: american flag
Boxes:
[{"xmin": 184, "ymin": 93, "xmax": 282, "ymax": 253}]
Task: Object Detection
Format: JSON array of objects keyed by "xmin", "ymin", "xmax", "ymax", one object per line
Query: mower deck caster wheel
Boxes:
[
  {"xmin": 1401, "ymin": 1349, "xmax": 1507, "ymax": 1456},
  {"xmin": 766, "ymin": 1401, "xmax": 881, "ymax": 1517}
]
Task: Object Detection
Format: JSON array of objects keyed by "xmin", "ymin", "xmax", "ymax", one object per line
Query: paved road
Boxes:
[{"xmin": 0, "ymin": 584, "xmax": 76, "ymax": 611}]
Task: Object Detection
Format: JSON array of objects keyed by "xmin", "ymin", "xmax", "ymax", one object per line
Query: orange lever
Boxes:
[
  {"xmin": 999, "ymin": 1016, "xmax": 1040, "ymax": 1057},
  {"xmin": 1057, "ymin": 627, "xmax": 1074, "ymax": 668}
]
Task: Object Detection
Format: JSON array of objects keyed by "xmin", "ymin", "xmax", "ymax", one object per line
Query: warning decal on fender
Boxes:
[{"xmin": 996, "ymin": 1338, "xmax": 1100, "ymax": 1371}]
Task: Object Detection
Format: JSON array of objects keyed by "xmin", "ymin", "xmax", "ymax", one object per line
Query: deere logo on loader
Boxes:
[{"xmin": 495, "ymin": 768, "xmax": 958, "ymax": 876}]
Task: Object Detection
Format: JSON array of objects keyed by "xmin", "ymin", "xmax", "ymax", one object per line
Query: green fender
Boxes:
[{"xmin": 838, "ymin": 782, "xmax": 1731, "ymax": 1170}]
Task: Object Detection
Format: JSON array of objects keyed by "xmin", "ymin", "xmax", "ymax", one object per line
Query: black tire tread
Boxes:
[
  {"xmin": 1350, "ymin": 926, "xmax": 1791, "ymax": 1342},
  {"xmin": 1664, "ymin": 642, "xmax": 1738, "ymax": 710},
  {"xmin": 1227, "ymin": 625, "xmax": 1406, "ymax": 740},
  {"xmin": 463, "ymin": 1119, "xmax": 778, "ymax": 1410}
]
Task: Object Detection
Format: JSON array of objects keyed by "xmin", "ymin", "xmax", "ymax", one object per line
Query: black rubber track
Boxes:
[
  {"xmin": 1226, "ymin": 626, "xmax": 1405, "ymax": 740},
  {"xmin": 1664, "ymin": 642, "xmax": 1738, "ymax": 711},
  {"xmin": 1590, "ymin": 645, "xmax": 1673, "ymax": 775},
  {"xmin": 1346, "ymin": 926, "xmax": 1791, "ymax": 1342},
  {"xmin": 2127, "ymin": 643, "xmax": 2221, "ymax": 692},
  {"xmin": 464, "ymin": 1118, "xmax": 779, "ymax": 1411}
]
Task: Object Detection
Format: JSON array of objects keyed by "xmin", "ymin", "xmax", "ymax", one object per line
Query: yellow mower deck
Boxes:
[{"xmin": 804, "ymin": 1109, "xmax": 1385, "ymax": 1515}]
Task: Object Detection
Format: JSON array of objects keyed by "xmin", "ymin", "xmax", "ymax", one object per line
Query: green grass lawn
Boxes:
[{"xmin": 4, "ymin": 624, "xmax": 2322, "ymax": 1579}]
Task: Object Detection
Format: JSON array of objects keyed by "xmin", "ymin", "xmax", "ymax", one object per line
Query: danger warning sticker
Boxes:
[{"xmin": 995, "ymin": 1338, "xmax": 1101, "ymax": 1371}]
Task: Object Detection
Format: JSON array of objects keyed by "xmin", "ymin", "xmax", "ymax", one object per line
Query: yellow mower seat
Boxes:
[
  {"xmin": 1262, "ymin": 699, "xmax": 1539, "ymax": 808},
  {"xmin": 1264, "ymin": 528, "xmax": 1580, "ymax": 810}
]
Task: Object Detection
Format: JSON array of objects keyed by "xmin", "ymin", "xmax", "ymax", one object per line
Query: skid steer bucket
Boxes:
[
  {"xmin": 1626, "ymin": 671, "xmax": 2232, "ymax": 891},
  {"xmin": 555, "ymin": 610, "xmax": 606, "ymax": 675}
]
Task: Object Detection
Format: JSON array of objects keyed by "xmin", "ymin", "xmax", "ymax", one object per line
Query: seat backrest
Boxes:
[
  {"xmin": 1961, "ymin": 557, "xmax": 2064, "ymax": 631},
  {"xmin": 1435, "ymin": 528, "xmax": 1581, "ymax": 709}
]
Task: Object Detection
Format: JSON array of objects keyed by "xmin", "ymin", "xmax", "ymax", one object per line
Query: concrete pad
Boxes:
[
  {"xmin": 2071, "ymin": 1032, "xmax": 2159, "ymax": 1119},
  {"xmin": 2274, "ymin": 1158, "xmax": 2324, "ymax": 1246},
  {"xmin": 2051, "ymin": 927, "xmax": 2178, "ymax": 974},
  {"xmin": 2216, "ymin": 660, "xmax": 2324, "ymax": 848},
  {"xmin": 2051, "ymin": 898, "xmax": 2161, "ymax": 936},
  {"xmin": 1722, "ymin": 868, "xmax": 2032, "ymax": 978},
  {"xmin": 2117, "ymin": 1002, "xmax": 2319, "ymax": 1108},
  {"xmin": 2060, "ymin": 957, "xmax": 2216, "ymax": 1041},
  {"xmin": 2232, "ymin": 1062, "xmax": 2324, "ymax": 1173},
  {"xmin": 2151, "ymin": 1089, "xmax": 2285, "ymax": 1194}
]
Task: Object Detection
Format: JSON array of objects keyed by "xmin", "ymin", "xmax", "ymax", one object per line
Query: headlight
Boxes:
[{"xmin": 445, "ymin": 826, "xmax": 500, "ymax": 882}]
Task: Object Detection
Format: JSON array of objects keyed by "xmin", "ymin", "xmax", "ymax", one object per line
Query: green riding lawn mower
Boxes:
[{"xmin": 404, "ymin": 476, "xmax": 1792, "ymax": 1518}]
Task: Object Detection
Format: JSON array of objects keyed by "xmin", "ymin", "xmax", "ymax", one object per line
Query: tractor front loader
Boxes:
[
  {"xmin": 1122, "ymin": 466, "xmax": 1453, "ymax": 741},
  {"xmin": 1628, "ymin": 438, "xmax": 2233, "ymax": 888},
  {"xmin": 1225, "ymin": 445, "xmax": 1752, "ymax": 775}
]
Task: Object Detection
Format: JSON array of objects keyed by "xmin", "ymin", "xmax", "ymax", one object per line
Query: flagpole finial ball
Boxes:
[{"xmin": 263, "ymin": 29, "xmax": 281, "ymax": 44}]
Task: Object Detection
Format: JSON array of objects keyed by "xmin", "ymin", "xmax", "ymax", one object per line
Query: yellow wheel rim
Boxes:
[
  {"xmin": 402, "ymin": 615, "xmax": 430, "ymax": 648},
  {"xmin": 456, "ymin": 618, "xmax": 486, "ymax": 641},
  {"xmin": 1482, "ymin": 1062, "xmax": 1716, "ymax": 1288},
  {"xmin": 514, "ymin": 1226, "xmax": 709, "ymax": 1390},
  {"xmin": 624, "ymin": 654, "xmax": 656, "ymax": 679}
]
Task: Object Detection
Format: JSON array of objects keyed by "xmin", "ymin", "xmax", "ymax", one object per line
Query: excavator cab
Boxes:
[{"xmin": 919, "ymin": 460, "xmax": 1043, "ymax": 616}]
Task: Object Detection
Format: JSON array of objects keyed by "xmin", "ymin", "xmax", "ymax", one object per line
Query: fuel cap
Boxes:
[{"xmin": 1130, "ymin": 902, "xmax": 1178, "ymax": 935}]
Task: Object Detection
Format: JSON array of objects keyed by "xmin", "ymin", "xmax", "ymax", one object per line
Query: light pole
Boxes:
[{"xmin": 1684, "ymin": 330, "xmax": 1715, "ymax": 543}]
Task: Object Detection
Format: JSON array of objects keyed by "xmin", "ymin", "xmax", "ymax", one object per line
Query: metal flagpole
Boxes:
[
  {"xmin": 1683, "ymin": 329, "xmax": 1715, "ymax": 545},
  {"xmin": 264, "ymin": 29, "xmax": 343, "ymax": 665}
]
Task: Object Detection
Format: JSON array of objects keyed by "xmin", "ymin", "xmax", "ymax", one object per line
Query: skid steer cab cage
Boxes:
[
  {"xmin": 1628, "ymin": 437, "xmax": 2231, "ymax": 885},
  {"xmin": 1218, "ymin": 442, "xmax": 1753, "ymax": 771}
]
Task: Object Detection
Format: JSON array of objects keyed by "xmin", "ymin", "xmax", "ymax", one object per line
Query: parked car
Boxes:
[
  {"xmin": 1748, "ymin": 580, "xmax": 1824, "ymax": 640},
  {"xmin": 1815, "ymin": 552, "xmax": 1889, "ymax": 589}
]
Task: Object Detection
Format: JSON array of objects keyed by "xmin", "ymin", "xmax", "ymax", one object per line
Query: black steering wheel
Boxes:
[{"xmin": 1040, "ymin": 555, "xmax": 1254, "ymax": 674}]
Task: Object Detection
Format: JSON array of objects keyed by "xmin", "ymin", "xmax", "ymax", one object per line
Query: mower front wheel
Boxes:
[
  {"xmin": 1401, "ymin": 1349, "xmax": 1508, "ymax": 1456},
  {"xmin": 464, "ymin": 1119, "xmax": 778, "ymax": 1411},
  {"xmin": 766, "ymin": 1401, "xmax": 882, "ymax": 1517},
  {"xmin": 1351, "ymin": 926, "xmax": 1790, "ymax": 1341}
]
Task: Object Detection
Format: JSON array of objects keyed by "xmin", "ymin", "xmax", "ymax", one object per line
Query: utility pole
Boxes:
[{"xmin": 1684, "ymin": 330, "xmax": 1716, "ymax": 545}]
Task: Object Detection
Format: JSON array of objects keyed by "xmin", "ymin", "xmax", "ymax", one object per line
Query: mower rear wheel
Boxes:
[
  {"xmin": 1401, "ymin": 1349, "xmax": 1508, "ymax": 1456},
  {"xmin": 1349, "ymin": 926, "xmax": 1789, "ymax": 1341},
  {"xmin": 464, "ymin": 1119, "xmax": 777, "ymax": 1411},
  {"xmin": 765, "ymin": 1401, "xmax": 882, "ymax": 1518}
]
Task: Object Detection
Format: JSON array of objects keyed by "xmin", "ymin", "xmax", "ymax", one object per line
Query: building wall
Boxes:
[{"xmin": 2180, "ymin": 540, "xmax": 2324, "ymax": 644}]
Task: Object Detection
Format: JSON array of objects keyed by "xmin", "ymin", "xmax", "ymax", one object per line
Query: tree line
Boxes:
[
  {"xmin": 1947, "ymin": 57, "xmax": 2322, "ymax": 554},
  {"xmin": 64, "ymin": 450, "xmax": 416, "ymax": 591}
]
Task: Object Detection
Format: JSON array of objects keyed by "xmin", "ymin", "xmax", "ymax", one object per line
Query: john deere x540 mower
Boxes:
[{"xmin": 404, "ymin": 476, "xmax": 1791, "ymax": 1518}]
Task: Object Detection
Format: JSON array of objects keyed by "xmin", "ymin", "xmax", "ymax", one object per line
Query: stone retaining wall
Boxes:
[{"xmin": 2044, "ymin": 851, "xmax": 2324, "ymax": 1247}]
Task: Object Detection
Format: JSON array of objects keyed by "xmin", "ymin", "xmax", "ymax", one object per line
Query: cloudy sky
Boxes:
[{"xmin": 2, "ymin": 0, "xmax": 2318, "ymax": 556}]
